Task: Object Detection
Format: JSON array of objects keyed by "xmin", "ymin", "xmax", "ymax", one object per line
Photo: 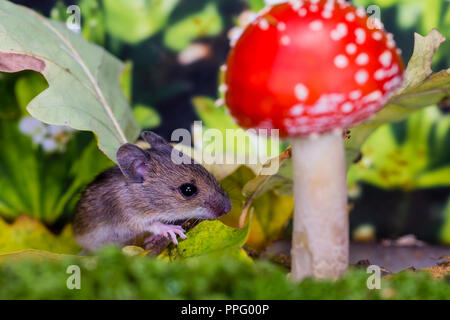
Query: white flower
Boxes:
[
  {"xmin": 42, "ymin": 138, "xmax": 59, "ymax": 153},
  {"xmin": 47, "ymin": 125, "xmax": 65, "ymax": 136},
  {"xmin": 18, "ymin": 116, "xmax": 74, "ymax": 154},
  {"xmin": 32, "ymin": 132, "xmax": 46, "ymax": 145},
  {"xmin": 19, "ymin": 116, "xmax": 45, "ymax": 135}
]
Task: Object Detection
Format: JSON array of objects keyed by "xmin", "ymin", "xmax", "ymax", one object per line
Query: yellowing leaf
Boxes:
[
  {"xmin": 246, "ymin": 192, "xmax": 293, "ymax": 250},
  {"xmin": 0, "ymin": 216, "xmax": 80, "ymax": 255},
  {"xmin": 399, "ymin": 29, "xmax": 446, "ymax": 90},
  {"xmin": 219, "ymin": 149, "xmax": 294, "ymax": 250},
  {"xmin": 0, "ymin": 249, "xmax": 74, "ymax": 264}
]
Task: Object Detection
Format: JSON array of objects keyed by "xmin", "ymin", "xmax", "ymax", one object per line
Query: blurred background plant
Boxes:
[{"xmin": 0, "ymin": 0, "xmax": 449, "ymax": 251}]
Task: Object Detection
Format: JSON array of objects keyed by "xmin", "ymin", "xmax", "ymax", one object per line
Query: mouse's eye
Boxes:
[{"xmin": 178, "ymin": 183, "xmax": 198, "ymax": 199}]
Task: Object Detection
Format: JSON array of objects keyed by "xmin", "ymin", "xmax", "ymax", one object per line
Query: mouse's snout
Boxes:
[
  {"xmin": 205, "ymin": 193, "xmax": 232, "ymax": 218},
  {"xmin": 222, "ymin": 196, "xmax": 232, "ymax": 215}
]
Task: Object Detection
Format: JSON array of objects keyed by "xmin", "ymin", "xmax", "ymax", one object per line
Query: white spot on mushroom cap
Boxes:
[
  {"xmin": 349, "ymin": 90, "xmax": 362, "ymax": 100},
  {"xmin": 323, "ymin": 0, "xmax": 335, "ymax": 12},
  {"xmin": 215, "ymin": 98, "xmax": 225, "ymax": 107},
  {"xmin": 362, "ymin": 90, "xmax": 382, "ymax": 103},
  {"xmin": 355, "ymin": 28, "xmax": 366, "ymax": 44},
  {"xmin": 309, "ymin": 93, "xmax": 346, "ymax": 115},
  {"xmin": 290, "ymin": 0, "xmax": 303, "ymax": 11},
  {"xmin": 386, "ymin": 33, "xmax": 397, "ymax": 48},
  {"xmin": 228, "ymin": 27, "xmax": 243, "ymax": 47},
  {"xmin": 277, "ymin": 22, "xmax": 286, "ymax": 31},
  {"xmin": 281, "ymin": 35, "xmax": 291, "ymax": 45},
  {"xmin": 290, "ymin": 104, "xmax": 305, "ymax": 116},
  {"xmin": 295, "ymin": 83, "xmax": 309, "ymax": 101},
  {"xmin": 355, "ymin": 70, "xmax": 369, "ymax": 84},
  {"xmin": 345, "ymin": 12, "xmax": 355, "ymax": 22},
  {"xmin": 374, "ymin": 69, "xmax": 386, "ymax": 80},
  {"xmin": 346, "ymin": 43, "xmax": 357, "ymax": 55},
  {"xmin": 322, "ymin": 10, "xmax": 332, "ymax": 19},
  {"xmin": 334, "ymin": 54, "xmax": 349, "ymax": 68},
  {"xmin": 375, "ymin": 63, "xmax": 399, "ymax": 81},
  {"xmin": 379, "ymin": 50, "xmax": 392, "ymax": 67},
  {"xmin": 341, "ymin": 102, "xmax": 354, "ymax": 113},
  {"xmin": 372, "ymin": 31, "xmax": 383, "ymax": 41},
  {"xmin": 258, "ymin": 18, "xmax": 269, "ymax": 30},
  {"xmin": 299, "ymin": 8, "xmax": 307, "ymax": 16},
  {"xmin": 383, "ymin": 75, "xmax": 403, "ymax": 91},
  {"xmin": 219, "ymin": 84, "xmax": 228, "ymax": 93},
  {"xmin": 309, "ymin": 20, "xmax": 324, "ymax": 31},
  {"xmin": 356, "ymin": 6, "xmax": 366, "ymax": 18},
  {"xmin": 356, "ymin": 53, "xmax": 369, "ymax": 66},
  {"xmin": 310, "ymin": 4, "xmax": 319, "ymax": 12},
  {"xmin": 330, "ymin": 23, "xmax": 348, "ymax": 41}
]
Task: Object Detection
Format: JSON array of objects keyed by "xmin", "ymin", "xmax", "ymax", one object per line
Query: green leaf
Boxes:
[
  {"xmin": 241, "ymin": 147, "xmax": 293, "ymax": 201},
  {"xmin": 78, "ymin": 0, "xmax": 106, "ymax": 45},
  {"xmin": 441, "ymin": 198, "xmax": 450, "ymax": 245},
  {"xmin": 14, "ymin": 72, "xmax": 48, "ymax": 115},
  {"xmin": 397, "ymin": 1, "xmax": 423, "ymax": 30},
  {"xmin": 0, "ymin": 81, "xmax": 113, "ymax": 222},
  {"xmin": 246, "ymin": 0, "xmax": 266, "ymax": 12},
  {"xmin": 133, "ymin": 104, "xmax": 161, "ymax": 129},
  {"xmin": 0, "ymin": 216, "xmax": 80, "ymax": 255},
  {"xmin": 192, "ymin": 96, "xmax": 283, "ymax": 156},
  {"xmin": 0, "ymin": 72, "xmax": 21, "ymax": 120},
  {"xmin": 220, "ymin": 154, "xmax": 294, "ymax": 250},
  {"xmin": 159, "ymin": 220, "xmax": 249, "ymax": 260},
  {"xmin": 193, "ymin": 96, "xmax": 240, "ymax": 131},
  {"xmin": 164, "ymin": 3, "xmax": 223, "ymax": 52},
  {"xmin": 103, "ymin": 0, "xmax": 179, "ymax": 44},
  {"xmin": 348, "ymin": 106, "xmax": 450, "ymax": 190},
  {"xmin": 0, "ymin": 1, "xmax": 140, "ymax": 162},
  {"xmin": 398, "ymin": 29, "xmax": 446, "ymax": 90},
  {"xmin": 119, "ymin": 61, "xmax": 133, "ymax": 102}
]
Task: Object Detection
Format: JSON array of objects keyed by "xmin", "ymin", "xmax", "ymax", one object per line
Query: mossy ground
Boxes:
[{"xmin": 0, "ymin": 247, "xmax": 448, "ymax": 300}]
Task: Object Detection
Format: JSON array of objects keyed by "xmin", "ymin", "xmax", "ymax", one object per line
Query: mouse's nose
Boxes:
[
  {"xmin": 205, "ymin": 195, "xmax": 232, "ymax": 217},
  {"xmin": 223, "ymin": 197, "xmax": 232, "ymax": 214}
]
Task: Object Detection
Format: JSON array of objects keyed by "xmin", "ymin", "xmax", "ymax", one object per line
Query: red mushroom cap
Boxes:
[{"xmin": 224, "ymin": 0, "xmax": 405, "ymax": 137}]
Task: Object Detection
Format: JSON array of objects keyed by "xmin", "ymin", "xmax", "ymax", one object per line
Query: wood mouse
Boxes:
[{"xmin": 73, "ymin": 131, "xmax": 232, "ymax": 253}]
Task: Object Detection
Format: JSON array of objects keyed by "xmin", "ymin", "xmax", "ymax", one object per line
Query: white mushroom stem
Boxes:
[{"xmin": 290, "ymin": 131, "xmax": 349, "ymax": 281}]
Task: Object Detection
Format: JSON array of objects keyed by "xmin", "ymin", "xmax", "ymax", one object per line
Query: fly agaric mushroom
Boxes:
[{"xmin": 224, "ymin": 0, "xmax": 404, "ymax": 280}]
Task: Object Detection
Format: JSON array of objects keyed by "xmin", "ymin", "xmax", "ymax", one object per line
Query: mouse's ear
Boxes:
[
  {"xmin": 116, "ymin": 143, "xmax": 150, "ymax": 183},
  {"xmin": 141, "ymin": 131, "xmax": 170, "ymax": 150}
]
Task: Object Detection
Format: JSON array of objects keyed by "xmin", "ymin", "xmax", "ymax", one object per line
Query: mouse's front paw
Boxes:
[{"xmin": 149, "ymin": 222, "xmax": 187, "ymax": 245}]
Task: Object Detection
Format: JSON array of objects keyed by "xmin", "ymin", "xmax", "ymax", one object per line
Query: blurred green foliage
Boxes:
[
  {"xmin": 349, "ymin": 106, "xmax": 450, "ymax": 190},
  {"xmin": 164, "ymin": 3, "xmax": 223, "ymax": 51},
  {"xmin": 52, "ymin": 0, "xmax": 224, "ymax": 51},
  {"xmin": 0, "ymin": 247, "xmax": 449, "ymax": 299},
  {"xmin": 441, "ymin": 198, "xmax": 450, "ymax": 245},
  {"xmin": 0, "ymin": 72, "xmax": 114, "ymax": 223}
]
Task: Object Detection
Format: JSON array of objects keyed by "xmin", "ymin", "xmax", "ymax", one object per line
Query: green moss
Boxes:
[{"xmin": 0, "ymin": 247, "xmax": 448, "ymax": 300}]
